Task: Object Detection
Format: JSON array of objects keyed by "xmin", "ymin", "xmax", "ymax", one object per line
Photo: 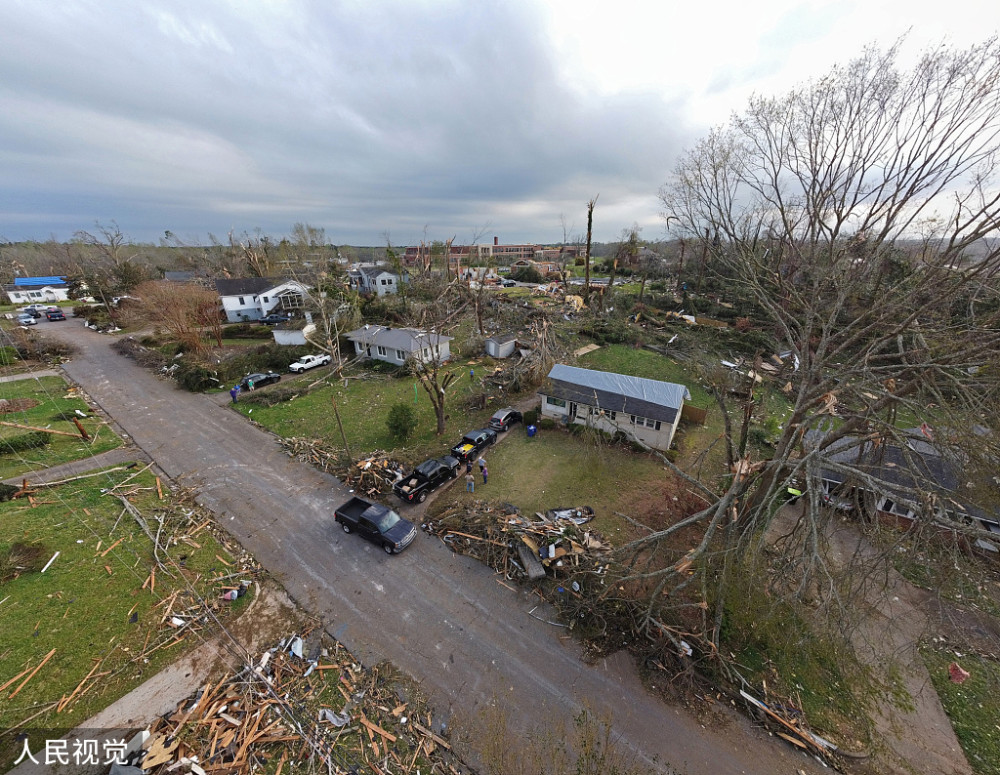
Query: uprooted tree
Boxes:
[{"xmin": 630, "ymin": 37, "xmax": 1000, "ymax": 664}]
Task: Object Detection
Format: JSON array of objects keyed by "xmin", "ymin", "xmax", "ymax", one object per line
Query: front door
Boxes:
[{"xmin": 569, "ymin": 402, "xmax": 578, "ymax": 421}]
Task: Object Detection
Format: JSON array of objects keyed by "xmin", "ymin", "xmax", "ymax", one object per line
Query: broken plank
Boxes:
[
  {"xmin": 360, "ymin": 713, "xmax": 397, "ymax": 743},
  {"xmin": 9, "ymin": 648, "xmax": 56, "ymax": 699},
  {"xmin": 100, "ymin": 537, "xmax": 125, "ymax": 557}
]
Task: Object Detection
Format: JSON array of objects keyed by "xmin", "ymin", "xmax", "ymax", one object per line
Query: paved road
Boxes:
[{"xmin": 53, "ymin": 324, "xmax": 822, "ymax": 775}]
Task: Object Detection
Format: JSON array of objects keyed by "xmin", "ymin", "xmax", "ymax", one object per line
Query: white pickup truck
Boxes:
[{"xmin": 288, "ymin": 353, "xmax": 332, "ymax": 373}]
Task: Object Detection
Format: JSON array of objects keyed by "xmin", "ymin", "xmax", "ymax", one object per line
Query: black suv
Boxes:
[
  {"xmin": 449, "ymin": 428, "xmax": 497, "ymax": 462},
  {"xmin": 488, "ymin": 408, "xmax": 522, "ymax": 432}
]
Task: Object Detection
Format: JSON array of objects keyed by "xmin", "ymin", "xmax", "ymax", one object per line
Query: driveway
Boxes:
[{"xmin": 52, "ymin": 324, "xmax": 823, "ymax": 775}]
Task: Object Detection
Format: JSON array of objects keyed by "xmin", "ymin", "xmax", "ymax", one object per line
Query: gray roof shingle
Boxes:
[
  {"xmin": 346, "ymin": 325, "xmax": 452, "ymax": 353},
  {"xmin": 543, "ymin": 364, "xmax": 690, "ymax": 424}
]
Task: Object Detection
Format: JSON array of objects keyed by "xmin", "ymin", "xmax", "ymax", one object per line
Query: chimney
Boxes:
[{"xmin": 494, "ymin": 236, "xmax": 498, "ymax": 246}]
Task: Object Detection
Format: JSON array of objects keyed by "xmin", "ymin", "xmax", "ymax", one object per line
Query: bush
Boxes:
[
  {"xmin": 510, "ymin": 266, "xmax": 544, "ymax": 284},
  {"xmin": 223, "ymin": 323, "xmax": 275, "ymax": 340},
  {"xmin": 538, "ymin": 417, "xmax": 556, "ymax": 430},
  {"xmin": 386, "ymin": 402, "xmax": 419, "ymax": 441},
  {"xmin": 523, "ymin": 408, "xmax": 538, "ymax": 426},
  {"xmin": 240, "ymin": 385, "xmax": 304, "ymax": 407},
  {"xmin": 0, "ymin": 431, "xmax": 52, "ymax": 454},
  {"xmin": 173, "ymin": 360, "xmax": 222, "ymax": 392}
]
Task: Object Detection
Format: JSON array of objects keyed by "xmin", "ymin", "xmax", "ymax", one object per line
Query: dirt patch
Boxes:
[{"xmin": 0, "ymin": 397, "xmax": 40, "ymax": 413}]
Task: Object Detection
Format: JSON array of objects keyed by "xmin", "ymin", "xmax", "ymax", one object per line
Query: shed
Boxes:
[{"xmin": 485, "ymin": 333, "xmax": 518, "ymax": 359}]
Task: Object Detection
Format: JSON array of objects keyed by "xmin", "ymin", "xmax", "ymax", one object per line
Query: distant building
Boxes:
[
  {"xmin": 403, "ymin": 238, "xmax": 579, "ymax": 271},
  {"xmin": 346, "ymin": 265, "xmax": 405, "ymax": 296},
  {"xmin": 3, "ymin": 276, "xmax": 71, "ymax": 305},
  {"xmin": 214, "ymin": 277, "xmax": 309, "ymax": 322},
  {"xmin": 485, "ymin": 333, "xmax": 518, "ymax": 359}
]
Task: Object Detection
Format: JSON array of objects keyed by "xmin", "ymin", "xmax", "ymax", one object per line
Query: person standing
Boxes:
[
  {"xmin": 466, "ymin": 459, "xmax": 473, "ymax": 475},
  {"xmin": 477, "ymin": 457, "xmax": 486, "ymax": 474},
  {"xmin": 247, "ymin": 378, "xmax": 255, "ymax": 392},
  {"xmin": 230, "ymin": 386, "xmax": 239, "ymax": 404},
  {"xmin": 465, "ymin": 472, "xmax": 475, "ymax": 492},
  {"xmin": 482, "ymin": 464, "xmax": 488, "ymax": 485}
]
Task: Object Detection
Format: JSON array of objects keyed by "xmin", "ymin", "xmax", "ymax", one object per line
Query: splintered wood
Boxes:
[
  {"xmin": 282, "ymin": 438, "xmax": 404, "ymax": 498},
  {"xmin": 123, "ymin": 632, "xmax": 464, "ymax": 775},
  {"xmin": 424, "ymin": 500, "xmax": 611, "ymax": 579}
]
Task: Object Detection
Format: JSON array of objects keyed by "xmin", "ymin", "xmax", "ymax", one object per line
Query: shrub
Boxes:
[
  {"xmin": 386, "ymin": 402, "xmax": 419, "ymax": 441},
  {"xmin": 523, "ymin": 409, "xmax": 538, "ymax": 426},
  {"xmin": 538, "ymin": 417, "xmax": 556, "ymax": 430},
  {"xmin": 223, "ymin": 323, "xmax": 274, "ymax": 340},
  {"xmin": 240, "ymin": 385, "xmax": 304, "ymax": 407},
  {"xmin": 510, "ymin": 266, "xmax": 543, "ymax": 284},
  {"xmin": 173, "ymin": 360, "xmax": 222, "ymax": 392},
  {"xmin": 0, "ymin": 431, "xmax": 52, "ymax": 454}
]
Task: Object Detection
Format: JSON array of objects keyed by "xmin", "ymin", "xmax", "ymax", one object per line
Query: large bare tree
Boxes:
[{"xmin": 636, "ymin": 37, "xmax": 1000, "ymax": 652}]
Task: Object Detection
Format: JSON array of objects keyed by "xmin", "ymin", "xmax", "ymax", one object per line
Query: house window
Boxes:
[
  {"xmin": 396, "ymin": 349, "xmax": 406, "ymax": 361},
  {"xmin": 377, "ymin": 346, "xmax": 387, "ymax": 357},
  {"xmin": 262, "ymin": 296, "xmax": 269, "ymax": 303},
  {"xmin": 629, "ymin": 415, "xmax": 660, "ymax": 429},
  {"xmin": 238, "ymin": 296, "xmax": 246, "ymax": 305},
  {"xmin": 546, "ymin": 396, "xmax": 567, "ymax": 408}
]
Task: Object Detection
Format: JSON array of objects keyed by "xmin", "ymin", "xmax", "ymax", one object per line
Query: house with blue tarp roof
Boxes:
[{"xmin": 3, "ymin": 276, "xmax": 71, "ymax": 305}]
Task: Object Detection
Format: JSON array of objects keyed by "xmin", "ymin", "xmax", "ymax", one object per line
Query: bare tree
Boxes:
[
  {"xmin": 635, "ymin": 37, "xmax": 1000, "ymax": 651},
  {"xmin": 228, "ymin": 228, "xmax": 274, "ymax": 277},
  {"xmin": 131, "ymin": 281, "xmax": 222, "ymax": 354},
  {"xmin": 583, "ymin": 196, "xmax": 598, "ymax": 305},
  {"xmin": 73, "ymin": 221, "xmax": 148, "ymax": 303}
]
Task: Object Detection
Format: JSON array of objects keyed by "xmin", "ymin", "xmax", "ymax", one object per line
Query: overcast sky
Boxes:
[{"xmin": 0, "ymin": 1, "xmax": 995, "ymax": 247}]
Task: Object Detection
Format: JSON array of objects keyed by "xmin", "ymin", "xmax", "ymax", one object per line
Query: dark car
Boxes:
[
  {"xmin": 393, "ymin": 455, "xmax": 461, "ymax": 504},
  {"xmin": 45, "ymin": 310, "xmax": 66, "ymax": 321},
  {"xmin": 259, "ymin": 313, "xmax": 292, "ymax": 325},
  {"xmin": 21, "ymin": 307, "xmax": 42, "ymax": 318},
  {"xmin": 238, "ymin": 371, "xmax": 281, "ymax": 390},
  {"xmin": 449, "ymin": 428, "xmax": 497, "ymax": 462},
  {"xmin": 488, "ymin": 407, "xmax": 522, "ymax": 432},
  {"xmin": 500, "ymin": 279, "xmax": 517, "ymax": 287}
]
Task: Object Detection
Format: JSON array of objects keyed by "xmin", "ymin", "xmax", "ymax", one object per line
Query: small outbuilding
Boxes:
[{"xmin": 485, "ymin": 333, "xmax": 518, "ymax": 359}]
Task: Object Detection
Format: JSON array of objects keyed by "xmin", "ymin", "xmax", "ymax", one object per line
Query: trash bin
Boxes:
[{"xmin": 526, "ymin": 424, "xmax": 537, "ymax": 437}]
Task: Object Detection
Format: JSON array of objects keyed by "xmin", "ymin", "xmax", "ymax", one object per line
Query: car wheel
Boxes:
[
  {"xmin": 342, "ymin": 523, "xmax": 351, "ymax": 533},
  {"xmin": 383, "ymin": 544, "xmax": 395, "ymax": 555},
  {"xmin": 418, "ymin": 491, "xmax": 427, "ymax": 503}
]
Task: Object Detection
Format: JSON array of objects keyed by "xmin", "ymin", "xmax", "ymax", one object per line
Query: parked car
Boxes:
[
  {"xmin": 259, "ymin": 313, "xmax": 292, "ymax": 325},
  {"xmin": 500, "ymin": 279, "xmax": 517, "ymax": 287},
  {"xmin": 45, "ymin": 309, "xmax": 66, "ymax": 321},
  {"xmin": 488, "ymin": 407, "xmax": 522, "ymax": 432},
  {"xmin": 289, "ymin": 353, "xmax": 332, "ymax": 373},
  {"xmin": 16, "ymin": 314, "xmax": 37, "ymax": 326},
  {"xmin": 449, "ymin": 428, "xmax": 497, "ymax": 462},
  {"xmin": 20, "ymin": 306, "xmax": 42, "ymax": 318},
  {"xmin": 238, "ymin": 371, "xmax": 281, "ymax": 390},
  {"xmin": 334, "ymin": 496, "xmax": 416, "ymax": 554},
  {"xmin": 392, "ymin": 455, "xmax": 461, "ymax": 504}
]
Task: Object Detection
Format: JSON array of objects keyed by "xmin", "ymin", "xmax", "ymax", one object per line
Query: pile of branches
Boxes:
[
  {"xmin": 112, "ymin": 336, "xmax": 170, "ymax": 369},
  {"xmin": 281, "ymin": 437, "xmax": 345, "ymax": 473},
  {"xmin": 120, "ymin": 629, "xmax": 467, "ymax": 775},
  {"xmin": 339, "ymin": 452, "xmax": 405, "ymax": 499},
  {"xmin": 482, "ymin": 317, "xmax": 568, "ymax": 395}
]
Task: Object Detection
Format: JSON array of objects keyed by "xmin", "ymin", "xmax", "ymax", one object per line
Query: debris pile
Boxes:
[
  {"xmin": 423, "ymin": 500, "xmax": 611, "ymax": 581},
  {"xmin": 119, "ymin": 631, "xmax": 465, "ymax": 775},
  {"xmin": 281, "ymin": 437, "xmax": 344, "ymax": 473}
]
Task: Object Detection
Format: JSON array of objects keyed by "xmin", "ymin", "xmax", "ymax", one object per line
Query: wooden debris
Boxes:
[{"xmin": 9, "ymin": 648, "xmax": 56, "ymax": 699}]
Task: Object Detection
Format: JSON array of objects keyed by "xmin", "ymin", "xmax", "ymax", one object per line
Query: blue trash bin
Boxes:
[{"xmin": 526, "ymin": 424, "xmax": 537, "ymax": 437}]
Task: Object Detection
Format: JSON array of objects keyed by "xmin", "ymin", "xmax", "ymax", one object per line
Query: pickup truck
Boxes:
[
  {"xmin": 392, "ymin": 455, "xmax": 460, "ymax": 504},
  {"xmin": 449, "ymin": 428, "xmax": 497, "ymax": 462},
  {"xmin": 334, "ymin": 497, "xmax": 416, "ymax": 554},
  {"xmin": 289, "ymin": 353, "xmax": 332, "ymax": 373}
]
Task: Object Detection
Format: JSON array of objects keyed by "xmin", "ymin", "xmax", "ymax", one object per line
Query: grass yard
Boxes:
[
  {"xmin": 922, "ymin": 645, "xmax": 1000, "ymax": 775},
  {"xmin": 0, "ymin": 376, "xmax": 123, "ymax": 479},
  {"xmin": 427, "ymin": 427, "xmax": 669, "ymax": 540},
  {"xmin": 0, "ymin": 471, "xmax": 242, "ymax": 770},
  {"xmin": 237, "ymin": 358, "xmax": 524, "ymax": 465}
]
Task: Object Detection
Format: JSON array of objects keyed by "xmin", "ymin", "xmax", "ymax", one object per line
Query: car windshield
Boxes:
[{"xmin": 375, "ymin": 510, "xmax": 401, "ymax": 532}]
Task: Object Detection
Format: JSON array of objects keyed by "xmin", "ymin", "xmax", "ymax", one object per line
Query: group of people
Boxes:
[
  {"xmin": 465, "ymin": 456, "xmax": 488, "ymax": 492},
  {"xmin": 229, "ymin": 379, "xmax": 255, "ymax": 403}
]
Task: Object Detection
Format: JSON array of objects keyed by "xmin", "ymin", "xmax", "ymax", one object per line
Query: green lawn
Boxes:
[
  {"xmin": 236, "ymin": 358, "xmax": 519, "ymax": 465},
  {"xmin": 922, "ymin": 646, "xmax": 1000, "ymax": 775},
  {"xmin": 0, "ymin": 472, "xmax": 241, "ymax": 769},
  {"xmin": 0, "ymin": 376, "xmax": 123, "ymax": 478},
  {"xmin": 427, "ymin": 428, "xmax": 669, "ymax": 538}
]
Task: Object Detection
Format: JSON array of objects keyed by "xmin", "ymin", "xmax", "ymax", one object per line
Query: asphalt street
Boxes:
[{"xmin": 52, "ymin": 324, "xmax": 823, "ymax": 775}]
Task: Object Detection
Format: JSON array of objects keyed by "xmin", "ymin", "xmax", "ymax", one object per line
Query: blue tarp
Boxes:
[{"xmin": 14, "ymin": 276, "xmax": 66, "ymax": 286}]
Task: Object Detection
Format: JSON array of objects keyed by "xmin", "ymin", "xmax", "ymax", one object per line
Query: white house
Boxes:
[
  {"xmin": 485, "ymin": 333, "xmax": 518, "ymax": 359},
  {"xmin": 345, "ymin": 325, "xmax": 452, "ymax": 366},
  {"xmin": 4, "ymin": 276, "xmax": 72, "ymax": 305},
  {"xmin": 539, "ymin": 364, "xmax": 691, "ymax": 452},
  {"xmin": 346, "ymin": 265, "xmax": 405, "ymax": 296},
  {"xmin": 214, "ymin": 278, "xmax": 310, "ymax": 322}
]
